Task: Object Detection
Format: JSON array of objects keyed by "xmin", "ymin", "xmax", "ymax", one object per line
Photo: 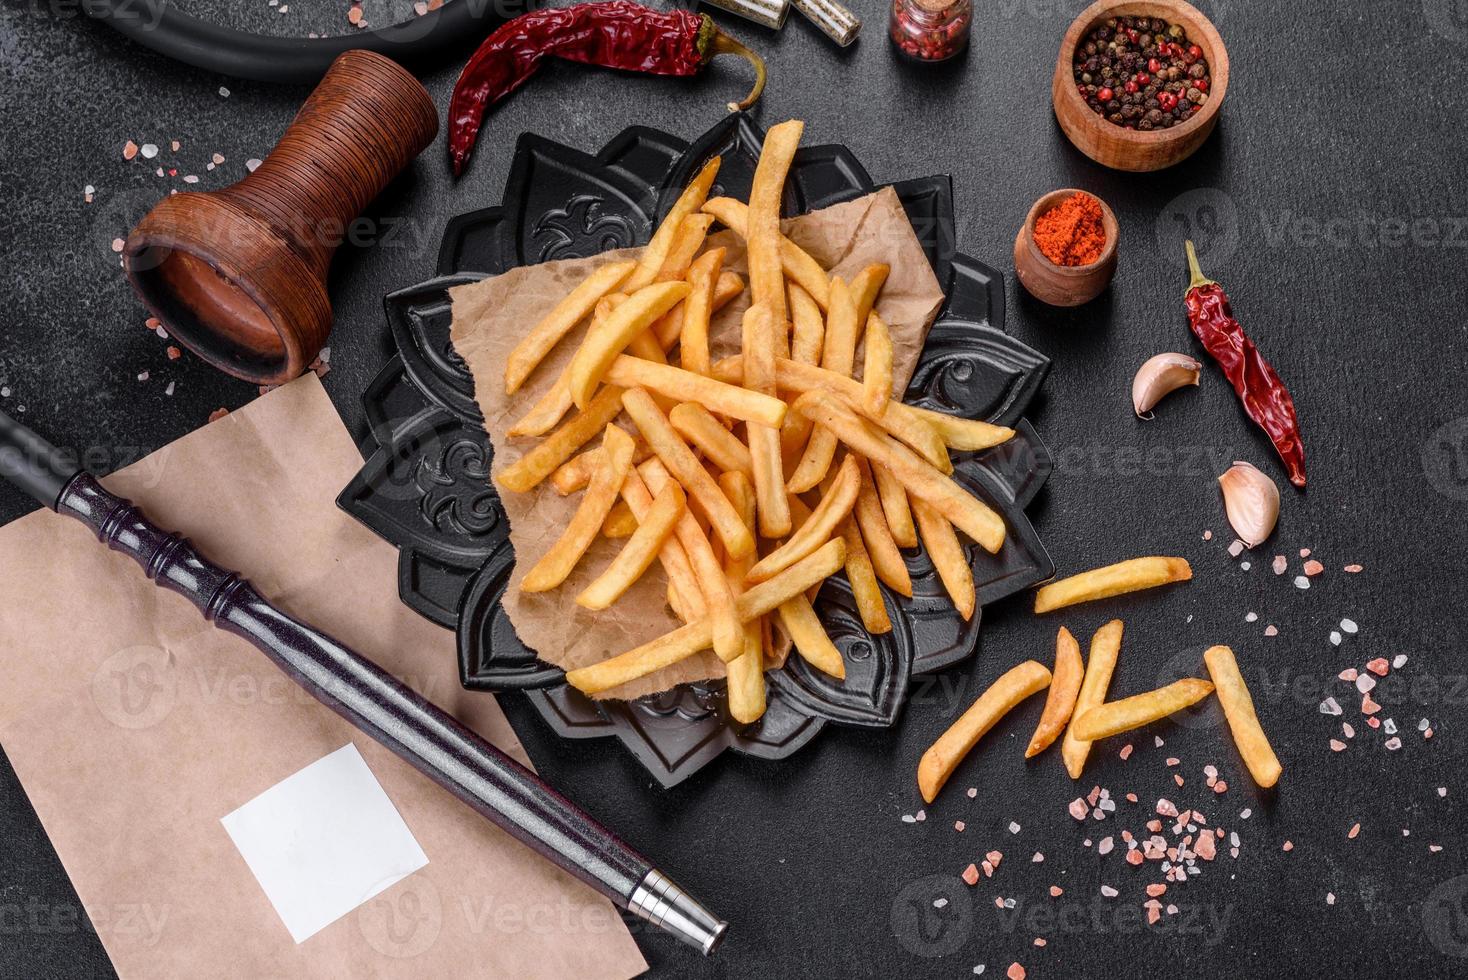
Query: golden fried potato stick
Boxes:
[
  {"xmin": 601, "ymin": 501, "xmax": 638, "ymax": 539},
  {"xmin": 669, "ymin": 402, "xmax": 752, "ymax": 477},
  {"xmin": 625, "ymin": 157, "xmax": 720, "ymax": 292},
  {"xmin": 497, "ymin": 386, "xmax": 625, "ymax": 494},
  {"xmin": 788, "ymin": 282, "xmax": 825, "ymax": 364},
  {"xmin": 678, "ymin": 247, "xmax": 726, "ymax": 377},
  {"xmin": 507, "ymin": 370, "xmax": 575, "ymax": 438},
  {"xmin": 1071, "ymin": 678, "xmax": 1215, "ymax": 741},
  {"xmin": 568, "ymin": 281, "xmax": 690, "ymax": 408},
  {"xmin": 839, "ymin": 515, "xmax": 892, "ymax": 634},
  {"xmin": 1061, "ymin": 620, "xmax": 1122, "ymax": 779},
  {"xmin": 918, "ymin": 659, "xmax": 1052, "ymax": 803},
  {"xmin": 619, "ymin": 465, "xmax": 704, "ymax": 622},
  {"xmin": 747, "ymin": 120, "xmax": 804, "ymax": 329},
  {"xmin": 622, "ymin": 388, "xmax": 756, "ymax": 560},
  {"xmin": 852, "ymin": 456, "xmax": 912, "ymax": 597},
  {"xmin": 912, "ymin": 497, "xmax": 975, "ymax": 621},
  {"xmin": 1203, "ymin": 645, "xmax": 1282, "ymax": 788},
  {"xmin": 1025, "ymin": 627, "xmax": 1084, "ymax": 758},
  {"xmin": 552, "ymin": 439, "xmax": 655, "ymax": 495},
  {"xmin": 742, "ymin": 304, "xmax": 793, "ymax": 537},
  {"xmin": 565, "ymin": 538, "xmax": 847, "ymax": 696},
  {"xmin": 700, "ymin": 196, "xmax": 830, "ymax": 310},
  {"xmin": 520, "ymin": 425, "xmax": 636, "ymax": 592},
  {"xmin": 655, "ymin": 213, "xmax": 716, "ymax": 282},
  {"xmin": 504, "ymin": 260, "xmax": 636, "ymax": 395},
  {"xmin": 1033, "ymin": 557, "xmax": 1194, "ymax": 614},
  {"xmin": 848, "ymin": 263, "xmax": 890, "ymax": 332},
  {"xmin": 862, "ymin": 312, "xmax": 894, "ymax": 416},
  {"xmin": 792, "ymin": 390, "xmax": 1006, "ymax": 553},
  {"xmin": 653, "ymin": 270, "xmax": 744, "ymax": 350},
  {"xmin": 787, "ymin": 276, "xmax": 855, "ymax": 492},
  {"xmin": 872, "ymin": 463, "xmax": 917, "ymax": 548},
  {"xmin": 906, "ymin": 405, "xmax": 1015, "ymax": 453},
  {"xmin": 777, "ymin": 596, "xmax": 845, "ymax": 679},
  {"xmin": 747, "ymin": 454, "xmax": 859, "ymax": 583},
  {"xmin": 719, "ymin": 471, "xmax": 766, "ymax": 723},
  {"xmin": 579, "ymin": 482, "xmax": 685, "ymax": 610},
  {"xmin": 639, "ymin": 458, "xmax": 743, "ymax": 663},
  {"xmin": 604, "ymin": 356, "xmax": 786, "ymax": 427}
]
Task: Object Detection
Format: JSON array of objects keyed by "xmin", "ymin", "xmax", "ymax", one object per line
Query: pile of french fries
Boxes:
[{"xmin": 490, "ymin": 119, "xmax": 1017, "ymax": 723}]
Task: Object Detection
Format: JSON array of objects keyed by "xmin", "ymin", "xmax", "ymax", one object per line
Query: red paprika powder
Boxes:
[{"xmin": 1033, "ymin": 192, "xmax": 1106, "ymax": 266}]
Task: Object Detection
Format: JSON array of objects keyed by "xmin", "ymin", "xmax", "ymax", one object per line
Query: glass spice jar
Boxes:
[{"xmin": 889, "ymin": 0, "xmax": 971, "ymax": 62}]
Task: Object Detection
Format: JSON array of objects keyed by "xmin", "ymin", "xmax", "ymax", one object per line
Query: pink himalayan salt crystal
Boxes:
[
  {"xmin": 1264, "ymin": 625, "xmax": 1279, "ymax": 636},
  {"xmin": 1300, "ymin": 548, "xmax": 1311, "ymax": 558},
  {"xmin": 1330, "ymin": 739, "xmax": 1347, "ymax": 752},
  {"xmin": 962, "ymin": 864, "xmax": 980, "ymax": 886},
  {"xmin": 1050, "ymin": 886, "xmax": 1064, "ymax": 897},
  {"xmin": 1195, "ymin": 833, "xmax": 1216, "ymax": 860},
  {"xmin": 1345, "ymin": 564, "xmax": 1363, "ymax": 573},
  {"xmin": 1069, "ymin": 798, "xmax": 1089, "ymax": 821},
  {"xmin": 1366, "ymin": 658, "xmax": 1390, "ymax": 676},
  {"xmin": 123, "ymin": 140, "xmax": 138, "ymax": 160},
  {"xmin": 1362, "ymin": 693, "xmax": 1382, "ymax": 715},
  {"xmin": 1339, "ymin": 668, "xmax": 1358, "ymax": 682},
  {"xmin": 1007, "ymin": 963, "xmax": 1026, "ymax": 980},
  {"xmin": 955, "ymin": 821, "xmax": 966, "ymax": 832},
  {"xmin": 1126, "ymin": 850, "xmax": 1145, "ymax": 866},
  {"xmin": 1146, "ymin": 883, "xmax": 1167, "ymax": 897},
  {"xmin": 1348, "ymin": 823, "xmax": 1361, "ymax": 839},
  {"xmin": 1304, "ymin": 559, "xmax": 1325, "ymax": 576},
  {"xmin": 1272, "ymin": 555, "xmax": 1287, "ymax": 574},
  {"xmin": 1203, "ymin": 529, "xmax": 1213, "ymax": 540},
  {"xmin": 1119, "ymin": 744, "xmax": 1134, "ymax": 760},
  {"xmin": 1227, "ymin": 539, "xmax": 1245, "ymax": 557},
  {"xmin": 1282, "ymin": 841, "xmax": 1294, "ymax": 851}
]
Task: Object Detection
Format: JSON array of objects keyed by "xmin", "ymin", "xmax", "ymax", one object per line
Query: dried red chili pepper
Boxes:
[
  {"xmin": 1184, "ymin": 241, "xmax": 1307, "ymax": 488},
  {"xmin": 448, "ymin": 0, "xmax": 766, "ymax": 176}
]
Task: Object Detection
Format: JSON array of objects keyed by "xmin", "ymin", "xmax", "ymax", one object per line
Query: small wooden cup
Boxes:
[
  {"xmin": 1013, "ymin": 189, "xmax": 1119, "ymax": 307},
  {"xmin": 1052, "ymin": 0, "xmax": 1229, "ymax": 172},
  {"xmin": 123, "ymin": 51, "xmax": 438, "ymax": 386}
]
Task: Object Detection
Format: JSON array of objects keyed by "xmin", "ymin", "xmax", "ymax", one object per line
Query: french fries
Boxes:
[
  {"xmin": 568, "ymin": 281, "xmax": 690, "ymax": 409},
  {"xmin": 1203, "ymin": 645, "xmax": 1282, "ymax": 788},
  {"xmin": 1070, "ymin": 678, "xmax": 1215, "ymax": 741},
  {"xmin": 912, "ymin": 497, "xmax": 975, "ymax": 621},
  {"xmin": 505, "ymin": 259, "xmax": 635, "ymax": 395},
  {"xmin": 862, "ymin": 312, "xmax": 894, "ymax": 416},
  {"xmin": 669, "ymin": 402, "xmax": 752, "ymax": 477},
  {"xmin": 619, "ymin": 465, "xmax": 704, "ymax": 622},
  {"xmin": 742, "ymin": 304, "xmax": 792, "ymax": 537},
  {"xmin": 848, "ymin": 263, "xmax": 890, "ymax": 330},
  {"xmin": 747, "ymin": 455, "xmax": 859, "ymax": 583},
  {"xmin": 872, "ymin": 463, "xmax": 917, "ymax": 548},
  {"xmin": 654, "ymin": 269, "xmax": 743, "ymax": 350},
  {"xmin": 603, "ymin": 356, "xmax": 786, "ymax": 427},
  {"xmin": 497, "ymin": 386, "xmax": 625, "ymax": 494},
  {"xmin": 1061, "ymin": 620, "xmax": 1122, "ymax": 779},
  {"xmin": 1025, "ymin": 627, "xmax": 1084, "ymax": 758},
  {"xmin": 918, "ymin": 659, "xmax": 1052, "ymax": 803},
  {"xmin": 746, "ymin": 120, "xmax": 804, "ymax": 328},
  {"xmin": 777, "ymin": 595, "xmax": 845, "ymax": 678},
  {"xmin": 700, "ymin": 196, "xmax": 831, "ymax": 310},
  {"xmin": 720, "ymin": 471, "xmax": 767, "ymax": 723},
  {"xmin": 553, "ymin": 440, "xmax": 654, "ymax": 495},
  {"xmin": 579, "ymin": 483, "xmax": 684, "ymax": 610},
  {"xmin": 792, "ymin": 390, "xmax": 1006, "ymax": 553},
  {"xmin": 521, "ymin": 425, "xmax": 635, "ymax": 591},
  {"xmin": 678, "ymin": 247, "xmax": 725, "ymax": 377},
  {"xmin": 907, "ymin": 405, "xmax": 1015, "ymax": 453},
  {"xmin": 1033, "ymin": 557, "xmax": 1193, "ymax": 613},
  {"xmin": 839, "ymin": 515, "xmax": 892, "ymax": 634},
  {"xmin": 601, "ymin": 501, "xmax": 638, "ymax": 538},
  {"xmin": 786, "ymin": 276, "xmax": 855, "ymax": 492},
  {"xmin": 655, "ymin": 213, "xmax": 715, "ymax": 282},
  {"xmin": 788, "ymin": 282, "xmax": 825, "ymax": 365},
  {"xmin": 852, "ymin": 457, "xmax": 912, "ymax": 597},
  {"xmin": 625, "ymin": 157, "xmax": 719, "ymax": 291},
  {"xmin": 565, "ymin": 539, "xmax": 846, "ymax": 695}
]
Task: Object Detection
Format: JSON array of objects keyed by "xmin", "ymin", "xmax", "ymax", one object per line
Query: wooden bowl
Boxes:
[
  {"xmin": 1013, "ymin": 189, "xmax": 1119, "ymax": 307},
  {"xmin": 1052, "ymin": 0, "xmax": 1229, "ymax": 172}
]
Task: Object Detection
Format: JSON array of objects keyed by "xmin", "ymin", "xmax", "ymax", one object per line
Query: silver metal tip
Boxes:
[{"xmin": 628, "ymin": 869, "xmax": 728, "ymax": 955}]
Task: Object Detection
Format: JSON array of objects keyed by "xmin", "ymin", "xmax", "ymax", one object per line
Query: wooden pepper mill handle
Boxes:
[{"xmin": 124, "ymin": 51, "xmax": 438, "ymax": 386}]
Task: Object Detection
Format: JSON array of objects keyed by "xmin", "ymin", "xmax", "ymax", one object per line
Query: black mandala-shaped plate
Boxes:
[{"xmin": 338, "ymin": 115, "xmax": 1054, "ymax": 787}]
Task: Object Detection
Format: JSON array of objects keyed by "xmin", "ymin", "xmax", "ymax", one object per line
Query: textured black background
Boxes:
[{"xmin": 3, "ymin": 0, "xmax": 1468, "ymax": 977}]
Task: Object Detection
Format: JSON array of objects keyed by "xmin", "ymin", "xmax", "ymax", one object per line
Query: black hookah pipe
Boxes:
[{"xmin": 0, "ymin": 408, "xmax": 728, "ymax": 955}]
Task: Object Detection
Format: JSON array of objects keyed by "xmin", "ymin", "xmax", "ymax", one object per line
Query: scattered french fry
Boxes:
[
  {"xmin": 839, "ymin": 515, "xmax": 891, "ymax": 634},
  {"xmin": 1025, "ymin": 627, "xmax": 1084, "ymax": 758},
  {"xmin": 912, "ymin": 497, "xmax": 975, "ymax": 621},
  {"xmin": 678, "ymin": 247, "xmax": 725, "ymax": 377},
  {"xmin": 742, "ymin": 304, "xmax": 792, "ymax": 537},
  {"xmin": 601, "ymin": 501, "xmax": 638, "ymax": 538},
  {"xmin": 565, "ymin": 539, "xmax": 846, "ymax": 695},
  {"xmin": 604, "ymin": 356, "xmax": 786, "ymax": 427},
  {"xmin": 521, "ymin": 425, "xmax": 635, "ymax": 591},
  {"xmin": 653, "ymin": 269, "xmax": 743, "ymax": 350},
  {"xmin": 720, "ymin": 471, "xmax": 767, "ymax": 723},
  {"xmin": 1033, "ymin": 557, "xmax": 1194, "ymax": 614},
  {"xmin": 507, "ymin": 369, "xmax": 574, "ymax": 438},
  {"xmin": 1070, "ymin": 678, "xmax": 1215, "ymax": 741},
  {"xmin": 655, "ymin": 213, "xmax": 715, "ymax": 282},
  {"xmin": 862, "ymin": 312, "xmax": 894, "ymax": 416},
  {"xmin": 852, "ymin": 457, "xmax": 912, "ymax": 597},
  {"xmin": 907, "ymin": 405, "xmax": 1015, "ymax": 453},
  {"xmin": 788, "ymin": 282, "xmax": 825, "ymax": 365},
  {"xmin": 918, "ymin": 659, "xmax": 1052, "ymax": 803},
  {"xmin": 497, "ymin": 386, "xmax": 625, "ymax": 494},
  {"xmin": 504, "ymin": 259, "xmax": 636, "ymax": 395},
  {"xmin": 1204, "ymin": 645, "xmax": 1282, "ymax": 788},
  {"xmin": 746, "ymin": 120, "xmax": 804, "ymax": 329},
  {"xmin": 567, "ymin": 281, "xmax": 690, "ymax": 409},
  {"xmin": 787, "ymin": 276, "xmax": 855, "ymax": 493},
  {"xmin": 792, "ymin": 390, "xmax": 1006, "ymax": 553},
  {"xmin": 848, "ymin": 263, "xmax": 890, "ymax": 331},
  {"xmin": 747, "ymin": 455, "xmax": 859, "ymax": 583},
  {"xmin": 579, "ymin": 483, "xmax": 685, "ymax": 610},
  {"xmin": 552, "ymin": 440, "xmax": 654, "ymax": 495},
  {"xmin": 625, "ymin": 157, "xmax": 719, "ymax": 291},
  {"xmin": 872, "ymin": 463, "xmax": 917, "ymax": 548},
  {"xmin": 777, "ymin": 596, "xmax": 845, "ymax": 678},
  {"xmin": 669, "ymin": 402, "xmax": 752, "ymax": 477},
  {"xmin": 619, "ymin": 465, "xmax": 704, "ymax": 621},
  {"xmin": 1061, "ymin": 620, "xmax": 1122, "ymax": 779},
  {"xmin": 700, "ymin": 196, "xmax": 830, "ymax": 310}
]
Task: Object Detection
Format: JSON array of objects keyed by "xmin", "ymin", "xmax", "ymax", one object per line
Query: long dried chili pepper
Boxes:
[
  {"xmin": 448, "ymin": 0, "xmax": 766, "ymax": 176},
  {"xmin": 1184, "ymin": 241, "xmax": 1307, "ymax": 488}
]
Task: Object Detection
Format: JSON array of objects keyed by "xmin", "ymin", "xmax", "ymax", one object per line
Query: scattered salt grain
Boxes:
[
  {"xmin": 1299, "ymin": 548, "xmax": 1311, "ymax": 558},
  {"xmin": 1393, "ymin": 654, "xmax": 1408, "ymax": 669},
  {"xmin": 1326, "ymin": 893, "xmax": 1335, "ymax": 905},
  {"xmin": 1366, "ymin": 658, "xmax": 1389, "ymax": 676},
  {"xmin": 111, "ymin": 238, "xmax": 125, "ymax": 253},
  {"xmin": 1319, "ymin": 697, "xmax": 1342, "ymax": 716},
  {"xmin": 1264, "ymin": 625, "xmax": 1278, "ymax": 637},
  {"xmin": 1439, "ymin": 787, "xmax": 1448, "ymax": 798},
  {"xmin": 1294, "ymin": 576, "xmax": 1310, "ymax": 590},
  {"xmin": 1245, "ymin": 612, "xmax": 1258, "ymax": 623},
  {"xmin": 1304, "ymin": 559, "xmax": 1324, "ymax": 576},
  {"xmin": 1341, "ymin": 618, "xmax": 1358, "ymax": 634},
  {"xmin": 141, "ymin": 143, "xmax": 159, "ymax": 159},
  {"xmin": 962, "ymin": 864, "xmax": 980, "ymax": 885},
  {"xmin": 137, "ymin": 371, "xmax": 149, "ymax": 382},
  {"xmin": 1049, "ymin": 886, "xmax": 1063, "ymax": 897},
  {"xmin": 1227, "ymin": 540, "xmax": 1244, "ymax": 557},
  {"xmin": 933, "ymin": 898, "xmax": 948, "ymax": 909},
  {"xmin": 1100, "ymin": 885, "xmax": 1118, "ymax": 898},
  {"xmin": 1009, "ymin": 822, "xmax": 1021, "ymax": 834},
  {"xmin": 1330, "ymin": 631, "xmax": 1342, "ymax": 646},
  {"xmin": 1069, "ymin": 798, "xmax": 1089, "ymax": 821},
  {"xmin": 1241, "ymin": 561, "xmax": 1251, "ymax": 570},
  {"xmin": 1203, "ymin": 529, "xmax": 1212, "ymax": 541},
  {"xmin": 1032, "ymin": 852, "xmax": 1044, "ymax": 863},
  {"xmin": 246, "ymin": 159, "xmax": 262, "ymax": 172},
  {"xmin": 1329, "ymin": 739, "xmax": 1346, "ymax": 752},
  {"xmin": 164, "ymin": 382, "xmax": 175, "ymax": 397},
  {"xmin": 1282, "ymin": 841, "xmax": 1293, "ymax": 851},
  {"xmin": 218, "ymin": 86, "xmax": 231, "ymax": 97},
  {"xmin": 1385, "ymin": 737, "xmax": 1402, "ymax": 751},
  {"xmin": 1272, "ymin": 555, "xmax": 1287, "ymax": 574},
  {"xmin": 966, "ymin": 787, "xmax": 977, "ymax": 799},
  {"xmin": 1006, "ymin": 964, "xmax": 1025, "ymax": 980},
  {"xmin": 954, "ymin": 821, "xmax": 965, "ymax": 832},
  {"xmin": 1355, "ymin": 675, "xmax": 1376, "ymax": 694},
  {"xmin": 1344, "ymin": 564, "xmax": 1363, "ymax": 573}
]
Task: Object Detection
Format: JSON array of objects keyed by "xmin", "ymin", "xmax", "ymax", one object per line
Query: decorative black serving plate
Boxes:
[{"xmin": 338, "ymin": 115, "xmax": 1054, "ymax": 787}]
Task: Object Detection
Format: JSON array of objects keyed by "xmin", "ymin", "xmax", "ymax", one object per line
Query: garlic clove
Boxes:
[
  {"xmin": 1218, "ymin": 461, "xmax": 1280, "ymax": 548},
  {"xmin": 1132, "ymin": 353, "xmax": 1202, "ymax": 418}
]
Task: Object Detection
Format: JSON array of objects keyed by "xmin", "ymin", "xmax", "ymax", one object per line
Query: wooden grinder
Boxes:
[{"xmin": 123, "ymin": 51, "xmax": 438, "ymax": 386}]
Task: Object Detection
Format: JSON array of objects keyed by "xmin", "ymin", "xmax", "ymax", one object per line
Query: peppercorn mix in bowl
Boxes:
[
  {"xmin": 1050, "ymin": 0, "xmax": 1228, "ymax": 172},
  {"xmin": 1013, "ymin": 189, "xmax": 1119, "ymax": 307}
]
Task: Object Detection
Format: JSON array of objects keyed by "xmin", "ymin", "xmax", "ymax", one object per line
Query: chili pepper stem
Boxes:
[
  {"xmin": 1184, "ymin": 240, "xmax": 1217, "ymax": 292},
  {"xmin": 708, "ymin": 32, "xmax": 767, "ymax": 112}
]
